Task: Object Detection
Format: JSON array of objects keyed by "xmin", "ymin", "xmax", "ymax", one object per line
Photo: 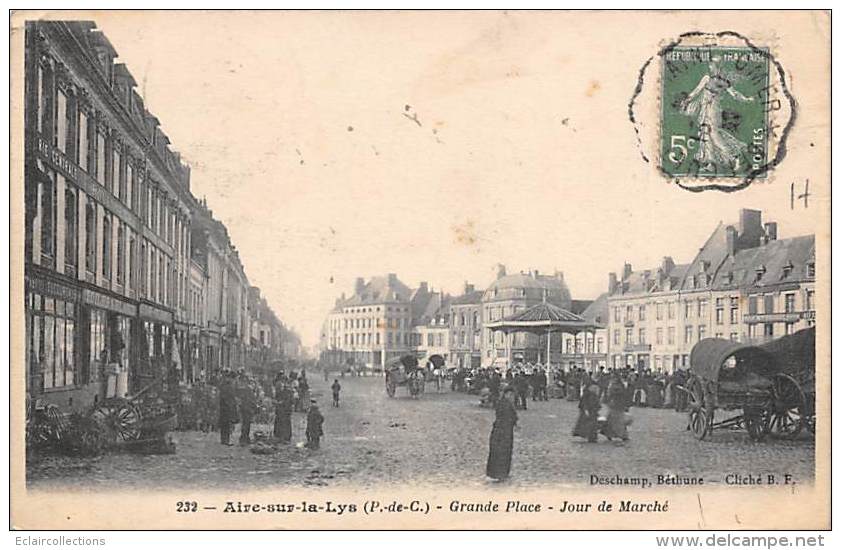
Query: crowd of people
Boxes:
[
  {"xmin": 182, "ymin": 360, "xmax": 691, "ymax": 482},
  {"xmin": 211, "ymin": 368, "xmax": 325, "ymax": 450},
  {"xmin": 453, "ymin": 363, "xmax": 689, "ymax": 413},
  {"xmin": 483, "ymin": 362, "xmax": 690, "ymax": 481}
]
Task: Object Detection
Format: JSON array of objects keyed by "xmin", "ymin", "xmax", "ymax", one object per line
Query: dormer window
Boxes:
[
  {"xmin": 781, "ymin": 261, "xmax": 794, "ymax": 280},
  {"xmin": 807, "ymin": 262, "xmax": 815, "ymax": 278},
  {"xmin": 755, "ymin": 265, "xmax": 766, "ymax": 282}
]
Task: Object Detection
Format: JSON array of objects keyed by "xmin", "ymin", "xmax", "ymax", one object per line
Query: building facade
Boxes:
[
  {"xmin": 558, "ymin": 294, "xmax": 609, "ymax": 372},
  {"xmin": 24, "ymin": 21, "xmax": 196, "ymax": 411},
  {"xmin": 411, "ymin": 288, "xmax": 451, "ymax": 365},
  {"xmin": 322, "ymin": 274, "xmax": 415, "ymax": 370},
  {"xmin": 321, "ymin": 270, "xmax": 609, "ymax": 373},
  {"xmin": 24, "ymin": 22, "xmax": 291, "ymax": 411},
  {"xmin": 606, "ymin": 209, "xmax": 816, "ymax": 373},
  {"xmin": 449, "ymin": 283, "xmax": 483, "ymax": 369}
]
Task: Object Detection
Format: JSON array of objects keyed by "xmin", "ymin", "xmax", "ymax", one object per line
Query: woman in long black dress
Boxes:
[
  {"xmin": 486, "ymin": 387, "xmax": 518, "ymax": 481},
  {"xmin": 573, "ymin": 383, "xmax": 601, "ymax": 442}
]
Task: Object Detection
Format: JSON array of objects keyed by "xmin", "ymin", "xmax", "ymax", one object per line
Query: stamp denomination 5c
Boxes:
[{"xmin": 661, "ymin": 47, "xmax": 769, "ymax": 180}]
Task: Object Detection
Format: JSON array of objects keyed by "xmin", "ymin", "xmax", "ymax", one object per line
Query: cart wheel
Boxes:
[
  {"xmin": 91, "ymin": 399, "xmax": 142, "ymax": 444},
  {"xmin": 686, "ymin": 378, "xmax": 704, "ymax": 410},
  {"xmin": 689, "ymin": 408, "xmax": 709, "ymax": 440},
  {"xmin": 745, "ymin": 412, "xmax": 768, "ymax": 442},
  {"xmin": 768, "ymin": 374, "xmax": 805, "ymax": 440}
]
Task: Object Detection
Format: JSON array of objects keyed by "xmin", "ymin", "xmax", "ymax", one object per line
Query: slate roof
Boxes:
[
  {"xmin": 712, "ymin": 235, "xmax": 815, "ymax": 292},
  {"xmin": 451, "ymin": 289, "xmax": 484, "ymax": 306},
  {"xmin": 341, "ymin": 275, "xmax": 412, "ymax": 307}
]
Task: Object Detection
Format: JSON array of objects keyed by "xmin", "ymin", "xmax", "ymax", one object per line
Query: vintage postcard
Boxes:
[{"xmin": 9, "ymin": 10, "xmax": 830, "ymax": 531}]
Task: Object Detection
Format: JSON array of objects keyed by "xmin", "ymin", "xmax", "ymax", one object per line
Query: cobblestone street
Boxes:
[{"xmin": 27, "ymin": 376, "xmax": 815, "ymax": 491}]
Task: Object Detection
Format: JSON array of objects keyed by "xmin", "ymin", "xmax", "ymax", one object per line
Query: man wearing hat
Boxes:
[{"xmin": 305, "ymin": 399, "xmax": 325, "ymax": 450}]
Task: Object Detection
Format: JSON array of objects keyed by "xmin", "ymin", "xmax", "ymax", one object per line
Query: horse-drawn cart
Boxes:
[
  {"xmin": 685, "ymin": 327, "xmax": 815, "ymax": 442},
  {"xmin": 385, "ymin": 355, "xmax": 426, "ymax": 398},
  {"xmin": 90, "ymin": 375, "xmax": 178, "ymax": 449}
]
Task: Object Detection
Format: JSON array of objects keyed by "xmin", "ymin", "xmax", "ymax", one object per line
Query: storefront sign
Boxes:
[
  {"xmin": 37, "ymin": 137, "xmax": 78, "ymax": 180},
  {"xmin": 26, "ymin": 275, "xmax": 81, "ymax": 303},
  {"xmin": 139, "ymin": 302, "xmax": 173, "ymax": 324},
  {"xmin": 82, "ymin": 288, "xmax": 136, "ymax": 317}
]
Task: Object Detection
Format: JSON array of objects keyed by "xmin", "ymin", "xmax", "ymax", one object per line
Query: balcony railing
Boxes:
[{"xmin": 743, "ymin": 310, "xmax": 814, "ymax": 324}]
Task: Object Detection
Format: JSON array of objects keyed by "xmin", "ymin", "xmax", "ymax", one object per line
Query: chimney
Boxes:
[
  {"xmin": 464, "ymin": 281, "xmax": 475, "ymax": 294},
  {"xmin": 387, "ymin": 273, "xmax": 397, "ymax": 285},
  {"xmin": 354, "ymin": 277, "xmax": 365, "ymax": 295},
  {"xmin": 496, "ymin": 264, "xmax": 507, "ymax": 280},
  {"xmin": 726, "ymin": 226, "xmax": 738, "ymax": 256},
  {"xmin": 533, "ymin": 269, "xmax": 539, "ymax": 278},
  {"xmin": 419, "ymin": 281, "xmax": 428, "ymax": 292},
  {"xmin": 738, "ymin": 208, "xmax": 763, "ymax": 248},
  {"xmin": 661, "ymin": 256, "xmax": 675, "ymax": 274},
  {"xmin": 555, "ymin": 270, "xmax": 564, "ymax": 281},
  {"xmin": 608, "ymin": 272, "xmax": 618, "ymax": 293},
  {"xmin": 764, "ymin": 222, "xmax": 778, "ymax": 243},
  {"xmin": 622, "ymin": 263, "xmax": 633, "ymax": 280}
]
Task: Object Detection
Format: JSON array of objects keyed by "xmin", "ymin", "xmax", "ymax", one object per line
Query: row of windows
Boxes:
[
  {"xmin": 451, "ymin": 310, "xmax": 480, "ymax": 327},
  {"xmin": 38, "ymin": 61, "xmax": 190, "ymax": 259},
  {"xmin": 563, "ymin": 339, "xmax": 604, "ymax": 354},
  {"xmin": 342, "ymin": 306, "xmax": 408, "ymax": 315},
  {"xmin": 35, "ymin": 175, "xmax": 188, "ymax": 313},
  {"xmin": 747, "ymin": 291, "xmax": 815, "ymax": 315},
  {"xmin": 614, "ymin": 298, "xmax": 719, "ymax": 323},
  {"xmin": 339, "ymin": 332, "xmax": 413, "ymax": 347},
  {"xmin": 613, "ymin": 290, "xmax": 816, "ymax": 326}
]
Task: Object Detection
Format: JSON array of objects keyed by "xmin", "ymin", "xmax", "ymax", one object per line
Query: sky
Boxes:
[{"xmin": 82, "ymin": 11, "xmax": 827, "ymax": 349}]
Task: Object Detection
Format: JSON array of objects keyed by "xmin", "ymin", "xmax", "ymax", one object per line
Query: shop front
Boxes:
[
  {"xmin": 137, "ymin": 301, "xmax": 175, "ymax": 392},
  {"xmin": 25, "ymin": 268, "xmax": 86, "ymax": 411},
  {"xmin": 81, "ymin": 287, "xmax": 137, "ymax": 402}
]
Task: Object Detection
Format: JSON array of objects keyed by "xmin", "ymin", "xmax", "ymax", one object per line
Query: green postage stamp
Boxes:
[{"xmin": 660, "ymin": 46, "xmax": 770, "ymax": 180}]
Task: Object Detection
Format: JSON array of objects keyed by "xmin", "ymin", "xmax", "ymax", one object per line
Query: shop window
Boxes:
[
  {"xmin": 89, "ymin": 308, "xmax": 107, "ymax": 383},
  {"xmin": 29, "ymin": 294, "xmax": 77, "ymax": 390}
]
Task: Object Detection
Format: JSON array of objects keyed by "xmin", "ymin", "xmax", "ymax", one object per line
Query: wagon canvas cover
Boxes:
[{"xmin": 689, "ymin": 338, "xmax": 779, "ymax": 381}]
